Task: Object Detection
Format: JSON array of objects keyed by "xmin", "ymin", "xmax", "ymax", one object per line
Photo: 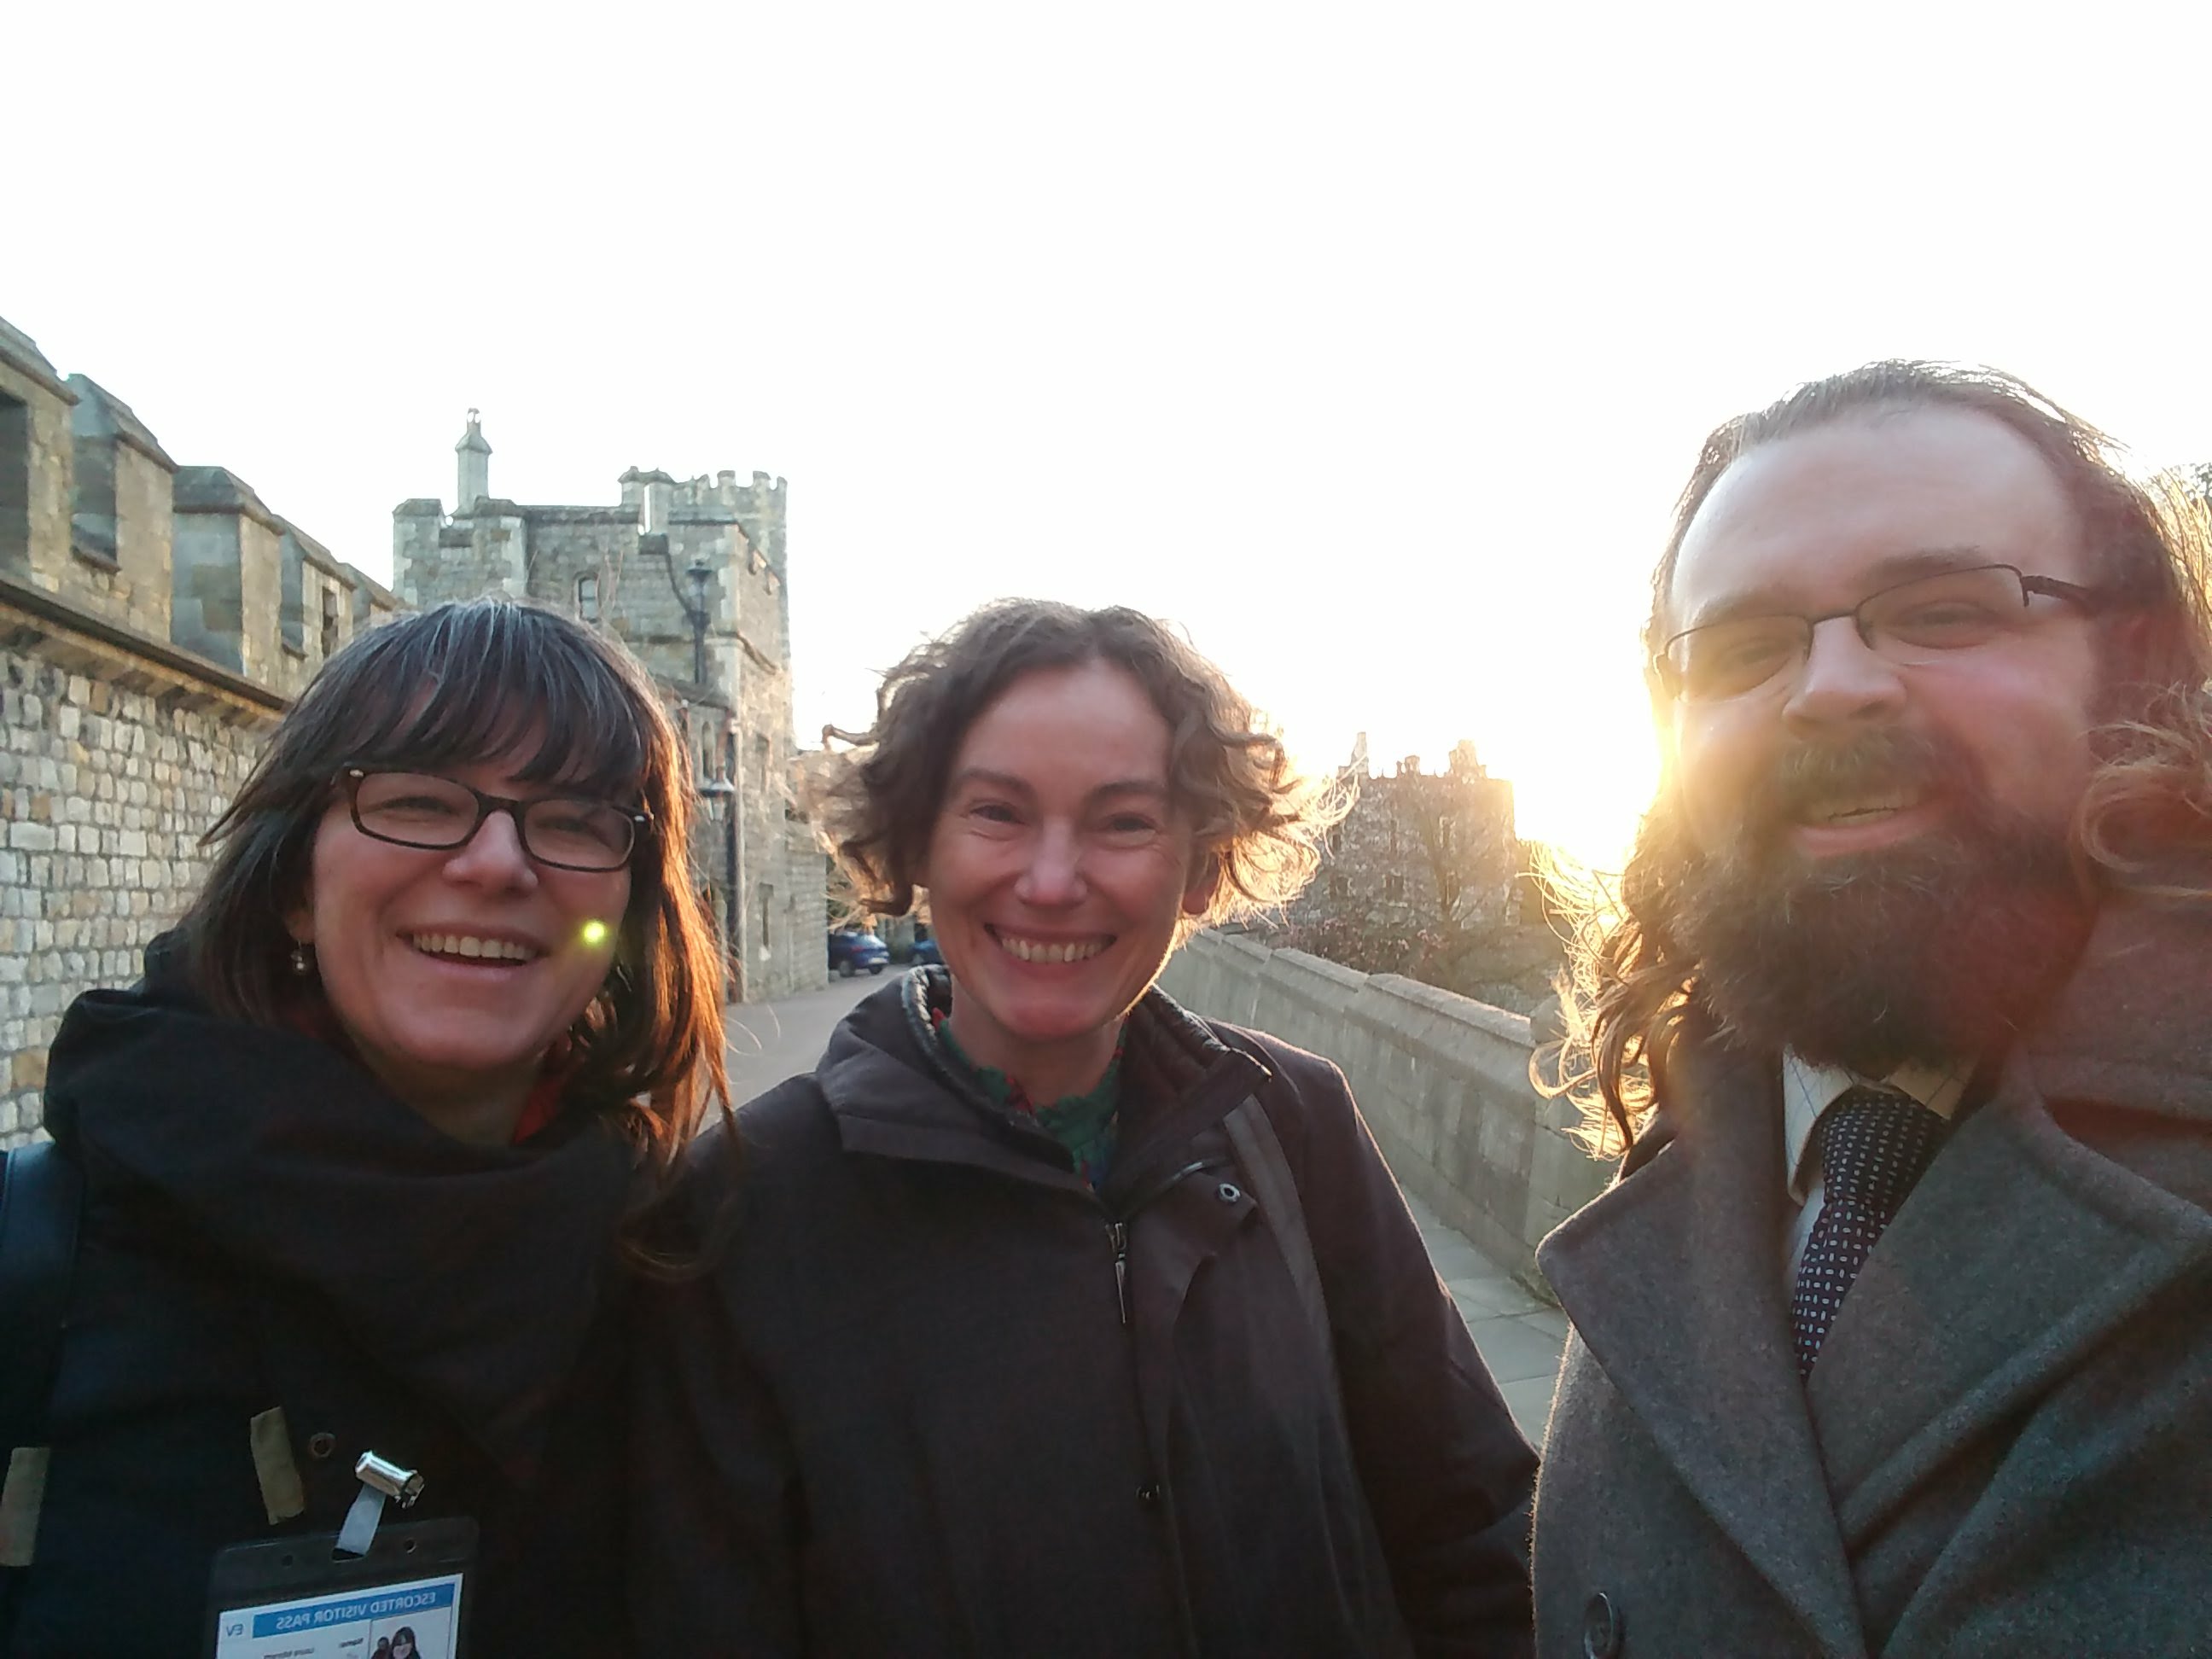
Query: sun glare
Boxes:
[{"xmin": 1281, "ymin": 628, "xmax": 1660, "ymax": 879}]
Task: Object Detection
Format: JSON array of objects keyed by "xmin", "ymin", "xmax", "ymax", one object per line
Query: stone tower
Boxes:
[
  {"xmin": 456, "ymin": 410, "xmax": 491, "ymax": 512},
  {"xmin": 392, "ymin": 412, "xmax": 525, "ymax": 606},
  {"xmin": 387, "ymin": 421, "xmax": 819, "ymax": 1002}
]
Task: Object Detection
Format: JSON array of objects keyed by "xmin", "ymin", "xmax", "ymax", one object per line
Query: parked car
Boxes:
[
  {"xmin": 910, "ymin": 934, "xmax": 943, "ymax": 966},
  {"xmin": 829, "ymin": 928, "xmax": 891, "ymax": 977}
]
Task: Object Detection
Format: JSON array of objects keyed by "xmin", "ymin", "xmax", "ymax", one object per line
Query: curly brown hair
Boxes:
[
  {"xmin": 802, "ymin": 599, "xmax": 1342, "ymax": 928},
  {"xmin": 1545, "ymin": 361, "xmax": 2212, "ymax": 1155}
]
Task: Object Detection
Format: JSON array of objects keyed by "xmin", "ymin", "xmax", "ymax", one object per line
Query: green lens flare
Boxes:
[{"xmin": 580, "ymin": 920, "xmax": 610, "ymax": 948}]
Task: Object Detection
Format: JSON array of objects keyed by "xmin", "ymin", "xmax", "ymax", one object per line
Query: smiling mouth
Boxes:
[
  {"xmin": 1796, "ymin": 790, "xmax": 1926, "ymax": 829},
  {"xmin": 405, "ymin": 932, "xmax": 543, "ymax": 964},
  {"xmin": 991, "ymin": 928, "xmax": 1110, "ymax": 964}
]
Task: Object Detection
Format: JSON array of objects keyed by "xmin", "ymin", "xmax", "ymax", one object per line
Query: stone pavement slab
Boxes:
[
  {"xmin": 725, "ymin": 971, "xmax": 880, "ymax": 1098},
  {"xmin": 1405, "ymin": 1192, "xmax": 1564, "ymax": 1443}
]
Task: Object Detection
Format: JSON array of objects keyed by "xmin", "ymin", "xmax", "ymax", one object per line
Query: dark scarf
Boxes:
[{"xmin": 40, "ymin": 934, "xmax": 637, "ymax": 1483}]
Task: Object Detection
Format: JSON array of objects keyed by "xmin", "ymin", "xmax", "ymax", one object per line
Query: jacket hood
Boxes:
[{"xmin": 42, "ymin": 933, "xmax": 636, "ymax": 1482}]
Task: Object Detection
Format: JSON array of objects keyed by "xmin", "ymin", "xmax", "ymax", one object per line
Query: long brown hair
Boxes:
[
  {"xmin": 1545, "ymin": 361, "xmax": 2212, "ymax": 1155},
  {"xmin": 178, "ymin": 597, "xmax": 730, "ymax": 1189}
]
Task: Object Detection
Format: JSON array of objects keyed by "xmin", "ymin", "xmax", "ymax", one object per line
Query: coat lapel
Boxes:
[
  {"xmin": 1540, "ymin": 1037, "xmax": 1867, "ymax": 1659},
  {"xmin": 1807, "ymin": 896, "xmax": 2212, "ymax": 1544}
]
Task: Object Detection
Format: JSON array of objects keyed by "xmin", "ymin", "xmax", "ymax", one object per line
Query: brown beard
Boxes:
[{"xmin": 1671, "ymin": 728, "xmax": 2094, "ymax": 1070}]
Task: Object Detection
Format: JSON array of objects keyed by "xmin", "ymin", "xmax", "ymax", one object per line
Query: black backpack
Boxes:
[{"xmin": 0, "ymin": 1142, "xmax": 82, "ymax": 1458}]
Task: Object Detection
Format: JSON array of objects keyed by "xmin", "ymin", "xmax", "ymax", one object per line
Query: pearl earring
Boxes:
[{"xmin": 289, "ymin": 942, "xmax": 314, "ymax": 977}]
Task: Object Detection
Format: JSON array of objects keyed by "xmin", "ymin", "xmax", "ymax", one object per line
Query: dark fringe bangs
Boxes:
[{"xmin": 317, "ymin": 602, "xmax": 655, "ymax": 802}]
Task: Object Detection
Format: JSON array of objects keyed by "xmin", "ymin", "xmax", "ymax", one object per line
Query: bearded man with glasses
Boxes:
[{"xmin": 1531, "ymin": 361, "xmax": 2212, "ymax": 1658}]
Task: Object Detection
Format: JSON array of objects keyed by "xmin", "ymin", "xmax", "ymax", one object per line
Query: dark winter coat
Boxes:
[
  {"xmin": 1533, "ymin": 890, "xmax": 2212, "ymax": 1657},
  {"xmin": 631, "ymin": 974, "xmax": 1538, "ymax": 1657},
  {"xmin": 1, "ymin": 939, "xmax": 637, "ymax": 1656}
]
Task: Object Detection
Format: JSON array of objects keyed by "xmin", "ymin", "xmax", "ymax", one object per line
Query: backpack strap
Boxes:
[
  {"xmin": 0, "ymin": 1142, "xmax": 84, "ymax": 1530},
  {"xmin": 1223, "ymin": 1097, "xmax": 1345, "ymax": 1424}
]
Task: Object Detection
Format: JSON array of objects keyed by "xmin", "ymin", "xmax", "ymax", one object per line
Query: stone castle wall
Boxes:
[
  {"xmin": 0, "ymin": 612, "xmax": 280, "ymax": 1144},
  {"xmin": 0, "ymin": 317, "xmax": 393, "ymax": 1148},
  {"xmin": 0, "ymin": 313, "xmax": 827, "ymax": 1146}
]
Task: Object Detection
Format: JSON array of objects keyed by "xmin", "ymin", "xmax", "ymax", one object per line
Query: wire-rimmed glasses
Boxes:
[{"xmin": 1653, "ymin": 562, "xmax": 2114, "ymax": 704}]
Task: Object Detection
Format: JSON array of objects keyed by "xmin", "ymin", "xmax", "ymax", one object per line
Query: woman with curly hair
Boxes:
[{"xmin": 632, "ymin": 600, "xmax": 1537, "ymax": 1656}]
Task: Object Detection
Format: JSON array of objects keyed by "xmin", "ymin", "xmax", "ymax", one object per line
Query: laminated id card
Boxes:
[{"xmin": 204, "ymin": 1517, "xmax": 475, "ymax": 1659}]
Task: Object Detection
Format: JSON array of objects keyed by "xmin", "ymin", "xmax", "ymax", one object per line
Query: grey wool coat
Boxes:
[{"xmin": 1531, "ymin": 890, "xmax": 2212, "ymax": 1658}]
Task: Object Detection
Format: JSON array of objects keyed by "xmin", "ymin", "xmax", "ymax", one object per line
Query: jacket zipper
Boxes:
[
  {"xmin": 1109, "ymin": 1220, "xmax": 1131, "ymax": 1325},
  {"xmin": 1101, "ymin": 1156, "xmax": 1217, "ymax": 1329}
]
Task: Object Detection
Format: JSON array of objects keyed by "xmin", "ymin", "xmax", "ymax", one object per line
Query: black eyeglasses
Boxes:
[
  {"xmin": 1654, "ymin": 562, "xmax": 2117, "ymax": 704},
  {"xmin": 337, "ymin": 766, "xmax": 648, "ymax": 872}
]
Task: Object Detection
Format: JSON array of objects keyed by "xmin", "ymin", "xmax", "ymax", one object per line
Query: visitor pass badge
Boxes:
[{"xmin": 205, "ymin": 1516, "xmax": 475, "ymax": 1658}]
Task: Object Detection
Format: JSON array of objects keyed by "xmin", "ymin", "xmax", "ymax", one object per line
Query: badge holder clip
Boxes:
[{"xmin": 335, "ymin": 1449, "xmax": 424, "ymax": 1557}]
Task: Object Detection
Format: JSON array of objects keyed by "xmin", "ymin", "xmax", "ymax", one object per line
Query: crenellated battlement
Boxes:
[
  {"xmin": 0, "ymin": 317, "xmax": 402, "ymax": 704},
  {"xmin": 399, "ymin": 418, "xmax": 794, "ymax": 687}
]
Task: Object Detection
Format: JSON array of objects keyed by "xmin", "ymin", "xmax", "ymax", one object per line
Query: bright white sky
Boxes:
[{"xmin": 14, "ymin": 2, "xmax": 2212, "ymax": 870}]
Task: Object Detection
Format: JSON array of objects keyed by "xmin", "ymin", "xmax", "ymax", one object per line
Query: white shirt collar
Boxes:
[{"xmin": 1781, "ymin": 1050, "xmax": 1975, "ymax": 1202}]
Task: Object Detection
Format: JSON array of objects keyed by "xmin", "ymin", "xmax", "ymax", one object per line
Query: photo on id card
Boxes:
[{"xmin": 205, "ymin": 1516, "xmax": 474, "ymax": 1659}]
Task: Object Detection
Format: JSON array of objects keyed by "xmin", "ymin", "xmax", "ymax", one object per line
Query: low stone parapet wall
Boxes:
[{"xmin": 1157, "ymin": 930, "xmax": 1610, "ymax": 1292}]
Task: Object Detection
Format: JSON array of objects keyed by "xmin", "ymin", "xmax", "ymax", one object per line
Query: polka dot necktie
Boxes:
[{"xmin": 1790, "ymin": 1086, "xmax": 1948, "ymax": 1380}]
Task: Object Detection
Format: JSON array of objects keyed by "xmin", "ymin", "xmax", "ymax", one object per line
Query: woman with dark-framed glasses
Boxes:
[{"xmin": 4, "ymin": 597, "xmax": 727, "ymax": 1656}]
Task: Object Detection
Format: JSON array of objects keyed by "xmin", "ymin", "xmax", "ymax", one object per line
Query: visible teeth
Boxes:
[
  {"xmin": 410, "ymin": 933, "xmax": 538, "ymax": 963},
  {"xmin": 998, "ymin": 933, "xmax": 1105, "ymax": 964},
  {"xmin": 1807, "ymin": 795, "xmax": 1914, "ymax": 824}
]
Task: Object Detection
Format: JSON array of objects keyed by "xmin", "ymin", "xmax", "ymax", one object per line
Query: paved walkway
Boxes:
[
  {"xmin": 725, "ymin": 972, "xmax": 1563, "ymax": 1443},
  {"xmin": 724, "ymin": 969, "xmax": 881, "ymax": 1097},
  {"xmin": 1404, "ymin": 1192, "xmax": 1565, "ymax": 1441}
]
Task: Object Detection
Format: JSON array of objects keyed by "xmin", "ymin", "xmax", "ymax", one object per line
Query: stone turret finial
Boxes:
[{"xmin": 456, "ymin": 410, "xmax": 491, "ymax": 511}]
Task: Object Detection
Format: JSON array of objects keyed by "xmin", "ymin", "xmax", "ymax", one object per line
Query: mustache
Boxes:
[{"xmin": 1734, "ymin": 727, "xmax": 1976, "ymax": 848}]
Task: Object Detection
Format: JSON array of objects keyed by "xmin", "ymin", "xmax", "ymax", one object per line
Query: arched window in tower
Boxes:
[{"xmin": 576, "ymin": 572, "xmax": 600, "ymax": 621}]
